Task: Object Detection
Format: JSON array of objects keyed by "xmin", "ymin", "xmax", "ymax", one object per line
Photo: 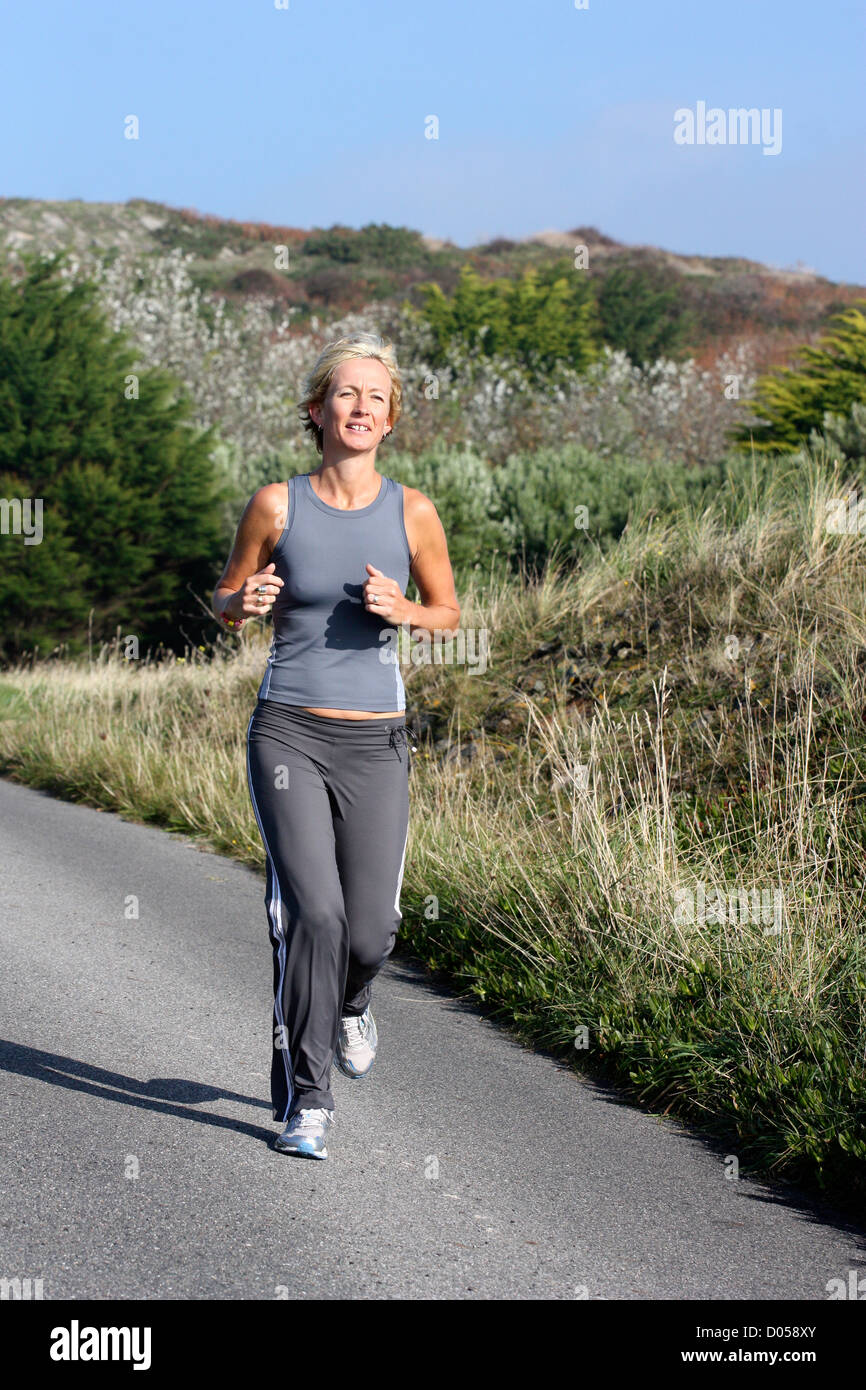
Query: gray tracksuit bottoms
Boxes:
[{"xmin": 245, "ymin": 698, "xmax": 411, "ymax": 1122}]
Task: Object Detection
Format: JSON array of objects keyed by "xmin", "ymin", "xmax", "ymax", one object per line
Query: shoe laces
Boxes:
[
  {"xmin": 293, "ymin": 1107, "xmax": 333, "ymax": 1131},
  {"xmin": 342, "ymin": 1012, "xmax": 367, "ymax": 1045}
]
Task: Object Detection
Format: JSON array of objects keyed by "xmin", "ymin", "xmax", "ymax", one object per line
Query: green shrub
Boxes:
[{"xmin": 733, "ymin": 301, "xmax": 866, "ymax": 454}]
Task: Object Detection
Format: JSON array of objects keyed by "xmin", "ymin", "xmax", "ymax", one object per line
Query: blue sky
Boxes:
[{"xmin": 2, "ymin": 0, "xmax": 863, "ymax": 282}]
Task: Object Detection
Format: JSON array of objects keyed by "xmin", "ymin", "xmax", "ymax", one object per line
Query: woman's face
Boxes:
[{"xmin": 312, "ymin": 358, "xmax": 392, "ymax": 453}]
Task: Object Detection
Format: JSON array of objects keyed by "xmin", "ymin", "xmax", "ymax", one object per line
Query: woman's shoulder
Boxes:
[
  {"xmin": 249, "ymin": 479, "xmax": 291, "ymax": 506},
  {"xmin": 395, "ymin": 481, "xmax": 440, "ymax": 522},
  {"xmin": 244, "ymin": 480, "xmax": 292, "ymax": 548}
]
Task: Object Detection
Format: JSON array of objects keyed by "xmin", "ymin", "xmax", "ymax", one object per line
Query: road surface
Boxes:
[{"xmin": 0, "ymin": 776, "xmax": 862, "ymax": 1299}]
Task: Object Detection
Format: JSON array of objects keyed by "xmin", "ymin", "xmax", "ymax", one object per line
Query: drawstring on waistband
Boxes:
[{"xmin": 388, "ymin": 726, "xmax": 417, "ymax": 763}]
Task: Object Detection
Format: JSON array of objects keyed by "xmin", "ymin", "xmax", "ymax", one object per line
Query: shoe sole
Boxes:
[
  {"xmin": 273, "ymin": 1137, "xmax": 329, "ymax": 1159},
  {"xmin": 334, "ymin": 1053, "xmax": 376, "ymax": 1078},
  {"xmin": 275, "ymin": 1147, "xmax": 328, "ymax": 1159}
]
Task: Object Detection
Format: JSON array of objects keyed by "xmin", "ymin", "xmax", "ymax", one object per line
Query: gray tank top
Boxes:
[{"xmin": 257, "ymin": 472, "xmax": 412, "ymax": 711}]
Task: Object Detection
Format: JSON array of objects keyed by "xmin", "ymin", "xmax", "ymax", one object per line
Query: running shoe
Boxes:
[
  {"xmin": 274, "ymin": 1107, "xmax": 334, "ymax": 1159},
  {"xmin": 335, "ymin": 1008, "xmax": 378, "ymax": 1078}
]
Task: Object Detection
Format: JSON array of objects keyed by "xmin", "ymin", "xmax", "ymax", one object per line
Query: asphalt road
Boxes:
[{"xmin": 0, "ymin": 775, "xmax": 863, "ymax": 1300}]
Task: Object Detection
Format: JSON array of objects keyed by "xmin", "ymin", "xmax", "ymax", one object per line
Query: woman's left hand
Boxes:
[{"xmin": 363, "ymin": 563, "xmax": 410, "ymax": 622}]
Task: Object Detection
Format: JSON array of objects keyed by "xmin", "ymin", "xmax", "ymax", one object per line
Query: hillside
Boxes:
[{"xmin": 0, "ymin": 196, "xmax": 862, "ymax": 376}]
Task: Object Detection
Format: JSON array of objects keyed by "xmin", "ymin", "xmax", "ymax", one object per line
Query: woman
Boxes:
[{"xmin": 212, "ymin": 332, "xmax": 460, "ymax": 1160}]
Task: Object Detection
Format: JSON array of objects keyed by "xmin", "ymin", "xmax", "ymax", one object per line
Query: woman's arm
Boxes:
[
  {"xmin": 402, "ymin": 491, "xmax": 461, "ymax": 636},
  {"xmin": 212, "ymin": 482, "xmax": 287, "ymax": 622}
]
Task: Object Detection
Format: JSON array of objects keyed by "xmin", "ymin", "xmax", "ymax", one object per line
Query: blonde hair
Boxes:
[{"xmin": 297, "ymin": 332, "xmax": 403, "ymax": 455}]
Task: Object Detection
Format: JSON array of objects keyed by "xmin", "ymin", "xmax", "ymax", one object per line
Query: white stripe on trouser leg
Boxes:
[
  {"xmin": 246, "ymin": 710, "xmax": 293, "ymax": 1122},
  {"xmin": 393, "ymin": 820, "xmax": 410, "ymax": 917}
]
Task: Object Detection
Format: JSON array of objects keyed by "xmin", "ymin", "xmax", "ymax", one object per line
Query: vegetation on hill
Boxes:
[
  {"xmin": 0, "ymin": 198, "xmax": 861, "ymax": 367},
  {"xmin": 1, "ymin": 228, "xmax": 865, "ymax": 662},
  {"xmin": 408, "ymin": 262, "xmax": 601, "ymax": 378}
]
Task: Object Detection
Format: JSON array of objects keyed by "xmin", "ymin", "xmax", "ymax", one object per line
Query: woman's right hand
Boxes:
[{"xmin": 228, "ymin": 562, "xmax": 285, "ymax": 619}]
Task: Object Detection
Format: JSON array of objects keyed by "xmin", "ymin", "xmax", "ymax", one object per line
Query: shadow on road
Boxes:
[{"xmin": 0, "ymin": 1038, "xmax": 274, "ymax": 1143}]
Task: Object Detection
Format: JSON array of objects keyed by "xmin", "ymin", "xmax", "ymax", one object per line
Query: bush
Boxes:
[
  {"xmin": 487, "ymin": 445, "xmax": 735, "ymax": 574},
  {"xmin": 388, "ymin": 440, "xmax": 761, "ymax": 582},
  {"xmin": 808, "ymin": 401, "xmax": 866, "ymax": 469},
  {"xmin": 302, "ymin": 223, "xmax": 429, "ymax": 269}
]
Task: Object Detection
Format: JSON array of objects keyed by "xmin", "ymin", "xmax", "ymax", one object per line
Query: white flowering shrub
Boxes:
[
  {"xmin": 47, "ymin": 247, "xmax": 758, "ymax": 490},
  {"xmin": 382, "ymin": 304, "xmax": 758, "ymax": 467}
]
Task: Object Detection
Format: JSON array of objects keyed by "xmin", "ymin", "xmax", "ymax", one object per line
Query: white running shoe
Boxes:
[
  {"xmin": 274, "ymin": 1107, "xmax": 334, "ymax": 1159},
  {"xmin": 335, "ymin": 1008, "xmax": 378, "ymax": 1078}
]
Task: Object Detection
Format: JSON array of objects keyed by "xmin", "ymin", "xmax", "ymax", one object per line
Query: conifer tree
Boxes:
[
  {"xmin": 0, "ymin": 251, "xmax": 232, "ymax": 660},
  {"xmin": 733, "ymin": 301, "xmax": 866, "ymax": 454}
]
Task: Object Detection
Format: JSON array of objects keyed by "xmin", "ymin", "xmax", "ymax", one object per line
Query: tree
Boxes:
[
  {"xmin": 595, "ymin": 262, "xmax": 695, "ymax": 366},
  {"xmin": 408, "ymin": 263, "xmax": 601, "ymax": 379},
  {"xmin": 0, "ymin": 251, "xmax": 233, "ymax": 661},
  {"xmin": 732, "ymin": 301, "xmax": 866, "ymax": 454}
]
